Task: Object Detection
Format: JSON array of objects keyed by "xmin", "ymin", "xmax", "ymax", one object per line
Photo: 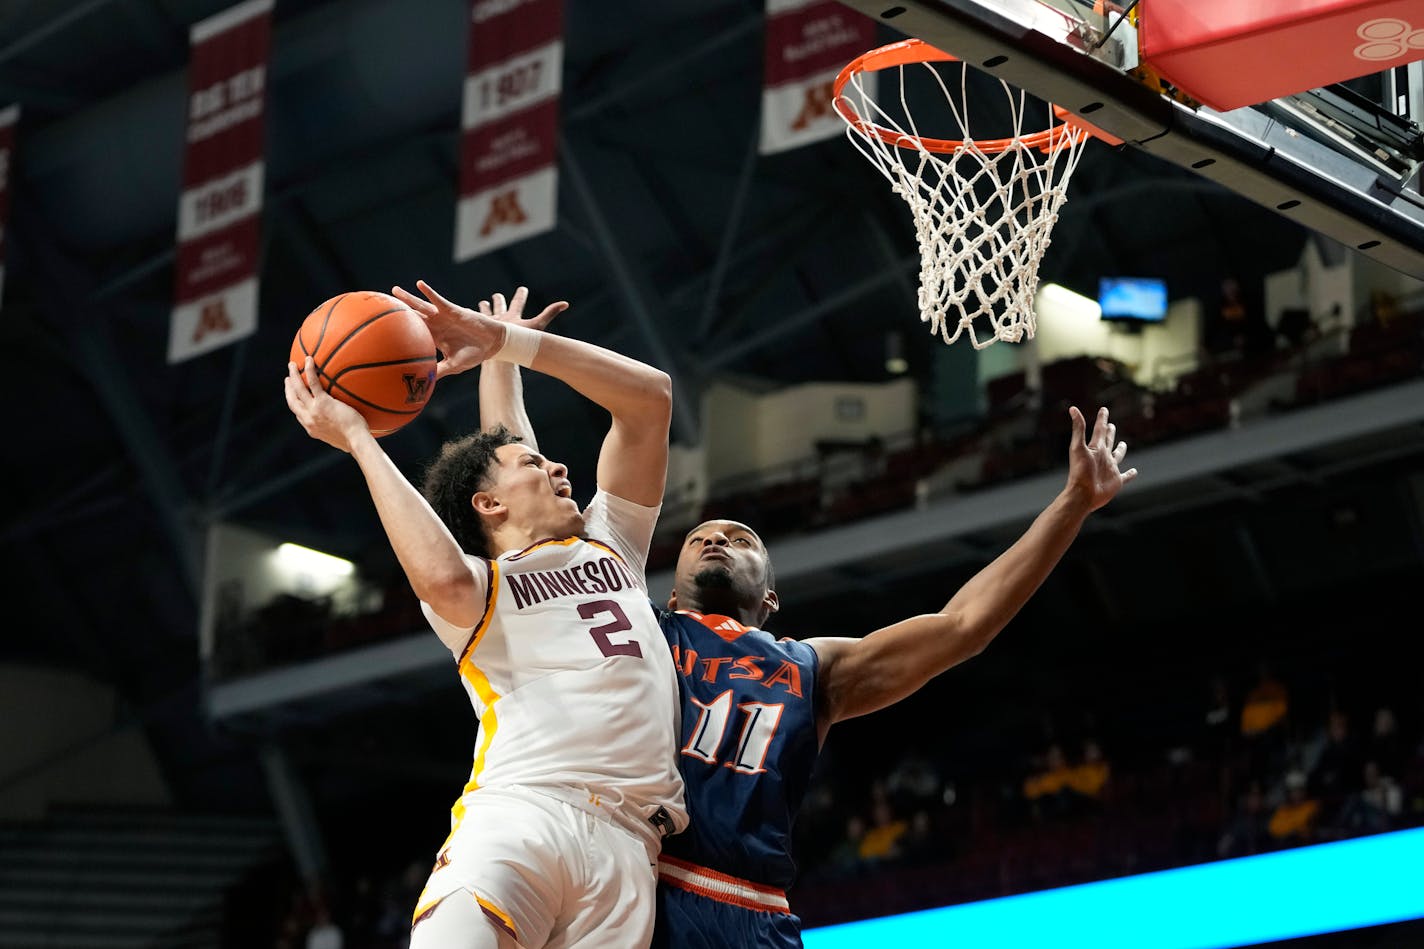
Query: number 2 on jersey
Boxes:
[
  {"xmin": 682, "ymin": 690, "xmax": 784, "ymax": 774},
  {"xmin": 578, "ymin": 600, "xmax": 643, "ymax": 659}
]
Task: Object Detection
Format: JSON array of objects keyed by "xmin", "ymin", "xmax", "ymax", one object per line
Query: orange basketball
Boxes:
[{"xmin": 289, "ymin": 290, "xmax": 438, "ymax": 437}]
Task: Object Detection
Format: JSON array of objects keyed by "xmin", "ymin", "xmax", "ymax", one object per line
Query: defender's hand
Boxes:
[
  {"xmin": 476, "ymin": 285, "xmax": 569, "ymax": 331},
  {"xmin": 1066, "ymin": 406, "xmax": 1137, "ymax": 512}
]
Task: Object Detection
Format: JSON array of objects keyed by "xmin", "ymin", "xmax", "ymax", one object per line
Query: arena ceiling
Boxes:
[{"xmin": 1, "ymin": 0, "xmax": 1420, "ymax": 806}]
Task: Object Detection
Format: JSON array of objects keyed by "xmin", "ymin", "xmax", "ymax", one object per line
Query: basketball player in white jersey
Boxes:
[{"xmin": 283, "ymin": 281, "xmax": 687, "ymax": 949}]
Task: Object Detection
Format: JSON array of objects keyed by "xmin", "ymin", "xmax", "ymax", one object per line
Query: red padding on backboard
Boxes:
[{"xmin": 1138, "ymin": 0, "xmax": 1424, "ymax": 112}]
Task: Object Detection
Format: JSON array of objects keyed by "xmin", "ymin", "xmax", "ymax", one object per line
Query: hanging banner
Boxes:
[
  {"xmin": 169, "ymin": 0, "xmax": 272, "ymax": 364},
  {"xmin": 761, "ymin": 0, "xmax": 878, "ymax": 155},
  {"xmin": 454, "ymin": 0, "xmax": 564, "ymax": 262},
  {"xmin": 0, "ymin": 105, "xmax": 17, "ymax": 308}
]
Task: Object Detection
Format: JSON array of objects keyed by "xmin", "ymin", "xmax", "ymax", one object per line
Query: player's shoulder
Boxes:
[
  {"xmin": 583, "ymin": 486, "xmax": 660, "ymax": 525},
  {"xmin": 775, "ymin": 632, "xmax": 818, "ymax": 655},
  {"xmin": 762, "ymin": 632, "xmax": 821, "ymax": 673},
  {"xmin": 653, "ymin": 601, "xmax": 689, "ymax": 633}
]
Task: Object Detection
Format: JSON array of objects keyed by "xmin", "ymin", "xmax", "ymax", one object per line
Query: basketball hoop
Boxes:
[{"xmin": 835, "ymin": 39, "xmax": 1105, "ymax": 349}]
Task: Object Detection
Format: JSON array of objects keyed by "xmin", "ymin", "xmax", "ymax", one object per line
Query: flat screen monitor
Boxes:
[{"xmin": 1099, "ymin": 277, "xmax": 1167, "ymax": 322}]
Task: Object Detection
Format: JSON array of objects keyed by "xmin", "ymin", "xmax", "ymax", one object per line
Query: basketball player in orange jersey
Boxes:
[
  {"xmin": 283, "ymin": 281, "xmax": 687, "ymax": 949},
  {"xmin": 476, "ymin": 332, "xmax": 1137, "ymax": 947}
]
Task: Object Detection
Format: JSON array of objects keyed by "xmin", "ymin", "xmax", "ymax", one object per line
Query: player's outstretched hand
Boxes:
[
  {"xmin": 476, "ymin": 285, "xmax": 569, "ymax": 331},
  {"xmin": 284, "ymin": 357, "xmax": 371, "ymax": 454},
  {"xmin": 1066, "ymin": 405, "xmax": 1138, "ymax": 513}
]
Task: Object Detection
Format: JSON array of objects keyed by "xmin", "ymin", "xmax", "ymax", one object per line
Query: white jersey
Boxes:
[{"xmin": 422, "ymin": 489, "xmax": 687, "ymax": 845}]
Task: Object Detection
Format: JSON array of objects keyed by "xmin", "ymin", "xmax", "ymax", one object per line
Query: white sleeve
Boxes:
[
  {"xmin": 581, "ymin": 488, "xmax": 661, "ymax": 588},
  {"xmin": 419, "ymin": 554, "xmax": 491, "ymax": 659}
]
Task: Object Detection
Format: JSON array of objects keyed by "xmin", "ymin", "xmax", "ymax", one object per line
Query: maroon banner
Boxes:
[
  {"xmin": 458, "ymin": 100, "xmax": 562, "ymax": 193},
  {"xmin": 454, "ymin": 0, "xmax": 564, "ymax": 261},
  {"xmin": 0, "ymin": 105, "xmax": 16, "ymax": 308},
  {"xmin": 761, "ymin": 0, "xmax": 878, "ymax": 154},
  {"xmin": 169, "ymin": 0, "xmax": 272, "ymax": 364}
]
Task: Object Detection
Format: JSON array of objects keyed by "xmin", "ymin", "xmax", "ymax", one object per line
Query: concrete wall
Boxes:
[
  {"xmin": 980, "ymin": 284, "xmax": 1203, "ymax": 392},
  {"xmin": 0, "ymin": 665, "xmax": 171, "ymax": 820},
  {"xmin": 700, "ymin": 377, "xmax": 918, "ymax": 486},
  {"xmin": 209, "ymin": 523, "xmax": 365, "ymax": 614}
]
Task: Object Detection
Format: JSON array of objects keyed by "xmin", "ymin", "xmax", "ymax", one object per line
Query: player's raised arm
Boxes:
[
  {"xmin": 394, "ymin": 280, "xmax": 672, "ymax": 508},
  {"xmin": 283, "ymin": 358, "xmax": 484, "ymax": 628},
  {"xmin": 807, "ymin": 405, "xmax": 1137, "ymax": 733},
  {"xmin": 479, "ymin": 361, "xmax": 537, "ymax": 448},
  {"xmin": 472, "ymin": 289, "xmax": 566, "ymax": 449}
]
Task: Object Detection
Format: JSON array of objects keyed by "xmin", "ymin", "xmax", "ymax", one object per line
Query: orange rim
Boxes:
[{"xmin": 833, "ymin": 38, "xmax": 1085, "ymax": 155}]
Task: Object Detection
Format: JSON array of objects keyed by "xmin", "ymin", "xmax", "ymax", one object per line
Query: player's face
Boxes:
[
  {"xmin": 675, "ymin": 520, "xmax": 768, "ymax": 597},
  {"xmin": 485, "ymin": 444, "xmax": 583, "ymax": 535}
]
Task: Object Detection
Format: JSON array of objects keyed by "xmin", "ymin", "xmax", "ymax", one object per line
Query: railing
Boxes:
[{"xmin": 209, "ymin": 308, "xmax": 1424, "ymax": 682}]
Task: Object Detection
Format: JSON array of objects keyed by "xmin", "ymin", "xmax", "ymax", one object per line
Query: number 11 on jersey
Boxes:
[{"xmin": 682, "ymin": 691, "xmax": 784, "ymax": 775}]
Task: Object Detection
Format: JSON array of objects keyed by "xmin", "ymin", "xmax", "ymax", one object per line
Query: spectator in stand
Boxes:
[
  {"xmin": 1200, "ymin": 673, "xmax": 1234, "ymax": 761},
  {"xmin": 1302, "ymin": 709, "xmax": 1365, "ymax": 811},
  {"xmin": 1240, "ymin": 663, "xmax": 1289, "ymax": 737},
  {"xmin": 1240, "ymin": 662, "xmax": 1291, "ymax": 781},
  {"xmin": 1369, "ymin": 289, "xmax": 1403, "ymax": 330},
  {"xmin": 897, "ymin": 809, "xmax": 942, "ymax": 868},
  {"xmin": 1217, "ymin": 781, "xmax": 1270, "ymax": 858},
  {"xmin": 1207, "ymin": 274, "xmax": 1271, "ymax": 359},
  {"xmin": 792, "ymin": 781, "xmax": 842, "ymax": 876},
  {"xmin": 274, "ymin": 884, "xmax": 315, "ymax": 949},
  {"xmin": 858, "ymin": 786, "xmax": 910, "ymax": 867},
  {"xmin": 1367, "ymin": 707, "xmax": 1408, "ymax": 780},
  {"xmin": 884, "ymin": 751, "xmax": 944, "ymax": 815},
  {"xmin": 370, "ymin": 861, "xmax": 425, "ymax": 948},
  {"xmin": 1330, "ymin": 760, "xmax": 1405, "ymax": 838},
  {"xmin": 1267, "ymin": 769, "xmax": 1321, "ymax": 849},
  {"xmin": 338, "ymin": 875, "xmax": 378, "ymax": 948},
  {"xmin": 1216, "ymin": 276, "xmax": 1248, "ymax": 343},
  {"xmin": 305, "ymin": 895, "xmax": 345, "ymax": 949},
  {"xmin": 1066, "ymin": 739, "xmax": 1111, "ymax": 810},
  {"xmin": 1023, "ymin": 743, "xmax": 1077, "ymax": 820},
  {"xmin": 824, "ymin": 815, "xmax": 870, "ymax": 880}
]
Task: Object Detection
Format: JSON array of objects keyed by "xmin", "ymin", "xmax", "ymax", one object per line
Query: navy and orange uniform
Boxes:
[{"xmin": 651, "ymin": 608, "xmax": 821, "ymax": 949}]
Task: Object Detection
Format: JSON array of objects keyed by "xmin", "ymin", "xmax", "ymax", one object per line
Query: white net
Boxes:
[{"xmin": 837, "ymin": 58, "xmax": 1089, "ymax": 349}]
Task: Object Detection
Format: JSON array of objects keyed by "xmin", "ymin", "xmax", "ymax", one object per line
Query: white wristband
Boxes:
[{"xmin": 492, "ymin": 322, "xmax": 541, "ymax": 368}]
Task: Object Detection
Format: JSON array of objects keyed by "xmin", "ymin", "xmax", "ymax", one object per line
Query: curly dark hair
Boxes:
[{"xmin": 420, "ymin": 425, "xmax": 523, "ymax": 559}]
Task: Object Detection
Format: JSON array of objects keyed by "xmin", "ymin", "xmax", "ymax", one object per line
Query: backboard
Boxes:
[{"xmin": 833, "ymin": 0, "xmax": 1424, "ymax": 280}]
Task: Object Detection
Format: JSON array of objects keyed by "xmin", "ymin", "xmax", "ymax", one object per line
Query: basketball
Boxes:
[{"xmin": 289, "ymin": 290, "xmax": 438, "ymax": 437}]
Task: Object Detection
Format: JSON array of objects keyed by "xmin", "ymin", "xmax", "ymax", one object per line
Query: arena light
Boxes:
[
  {"xmin": 803, "ymin": 828, "xmax": 1424, "ymax": 949},
  {"xmin": 273, "ymin": 542, "xmax": 355, "ymax": 582},
  {"xmin": 885, "ymin": 332, "xmax": 909, "ymax": 375},
  {"xmin": 1037, "ymin": 281, "xmax": 1102, "ymax": 319}
]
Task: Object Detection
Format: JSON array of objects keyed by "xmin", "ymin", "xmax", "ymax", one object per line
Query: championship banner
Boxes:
[
  {"xmin": 0, "ymin": 105, "xmax": 17, "ymax": 308},
  {"xmin": 454, "ymin": 0, "xmax": 564, "ymax": 262},
  {"xmin": 761, "ymin": 0, "xmax": 878, "ymax": 155},
  {"xmin": 169, "ymin": 0, "xmax": 272, "ymax": 364}
]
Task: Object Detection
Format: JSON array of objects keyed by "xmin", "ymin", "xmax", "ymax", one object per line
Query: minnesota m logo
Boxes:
[
  {"xmin": 790, "ymin": 80, "xmax": 835, "ymax": 131},
  {"xmin": 403, "ymin": 370, "xmax": 435, "ymax": 404},
  {"xmin": 192, "ymin": 299, "xmax": 233, "ymax": 344},
  {"xmin": 480, "ymin": 189, "xmax": 528, "ymax": 236}
]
